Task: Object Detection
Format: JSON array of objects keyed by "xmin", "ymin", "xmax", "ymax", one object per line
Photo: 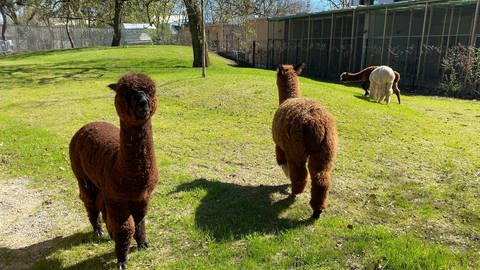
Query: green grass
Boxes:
[{"xmin": 0, "ymin": 45, "xmax": 479, "ymax": 269}]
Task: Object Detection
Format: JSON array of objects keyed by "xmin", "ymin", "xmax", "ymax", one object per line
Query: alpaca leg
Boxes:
[
  {"xmin": 130, "ymin": 201, "xmax": 149, "ymax": 249},
  {"xmin": 275, "ymin": 145, "xmax": 289, "ymax": 178},
  {"xmin": 369, "ymin": 83, "xmax": 377, "ymax": 100},
  {"xmin": 377, "ymin": 89, "xmax": 386, "ymax": 103},
  {"xmin": 77, "ymin": 178, "xmax": 103, "ymax": 236},
  {"xmin": 376, "ymin": 86, "xmax": 384, "ymax": 103},
  {"xmin": 385, "ymin": 84, "xmax": 393, "ymax": 105},
  {"xmin": 106, "ymin": 202, "xmax": 134, "ymax": 269},
  {"xmin": 361, "ymin": 81, "xmax": 369, "ymax": 96},
  {"xmin": 308, "ymin": 151, "xmax": 335, "ymax": 220},
  {"xmin": 377, "ymin": 94, "xmax": 384, "ymax": 103},
  {"xmin": 288, "ymin": 158, "xmax": 308, "ymax": 195}
]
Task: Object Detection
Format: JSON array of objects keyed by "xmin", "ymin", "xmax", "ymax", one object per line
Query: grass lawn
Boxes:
[{"xmin": 0, "ymin": 45, "xmax": 479, "ymax": 269}]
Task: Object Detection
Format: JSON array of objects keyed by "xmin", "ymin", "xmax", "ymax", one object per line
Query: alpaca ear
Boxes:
[
  {"xmin": 294, "ymin": 63, "xmax": 305, "ymax": 75},
  {"xmin": 277, "ymin": 64, "xmax": 287, "ymax": 75},
  {"xmin": 108, "ymin": 83, "xmax": 117, "ymax": 91}
]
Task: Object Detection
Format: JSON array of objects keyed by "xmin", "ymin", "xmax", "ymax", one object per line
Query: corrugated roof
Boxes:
[
  {"xmin": 268, "ymin": 0, "xmax": 476, "ymax": 21},
  {"xmin": 122, "ymin": 23, "xmax": 156, "ymax": 30}
]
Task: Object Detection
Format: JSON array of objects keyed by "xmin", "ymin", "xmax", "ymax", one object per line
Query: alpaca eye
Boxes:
[{"xmin": 123, "ymin": 92, "xmax": 132, "ymax": 101}]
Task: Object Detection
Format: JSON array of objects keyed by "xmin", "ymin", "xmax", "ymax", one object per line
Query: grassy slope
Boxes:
[{"xmin": 0, "ymin": 46, "xmax": 479, "ymax": 269}]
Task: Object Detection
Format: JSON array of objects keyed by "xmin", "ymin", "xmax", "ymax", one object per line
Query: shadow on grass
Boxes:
[
  {"xmin": 0, "ymin": 58, "xmax": 193, "ymax": 89},
  {"xmin": 353, "ymin": 94, "xmax": 377, "ymax": 103},
  {"xmin": 172, "ymin": 178, "xmax": 315, "ymax": 241},
  {"xmin": 0, "ymin": 232, "xmax": 115, "ymax": 270}
]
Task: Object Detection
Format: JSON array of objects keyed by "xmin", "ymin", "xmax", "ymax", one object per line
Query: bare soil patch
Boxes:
[{"xmin": 0, "ymin": 177, "xmax": 84, "ymax": 269}]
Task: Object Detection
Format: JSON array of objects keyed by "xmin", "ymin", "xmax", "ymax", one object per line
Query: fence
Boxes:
[
  {"xmin": 206, "ymin": 19, "xmax": 269, "ymax": 68},
  {"xmin": 0, "ymin": 25, "xmax": 113, "ymax": 52},
  {"xmin": 266, "ymin": 0, "xmax": 480, "ymax": 90}
]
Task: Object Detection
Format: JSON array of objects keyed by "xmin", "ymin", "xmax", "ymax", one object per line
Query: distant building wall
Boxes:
[{"xmin": 206, "ymin": 19, "xmax": 268, "ymax": 67}]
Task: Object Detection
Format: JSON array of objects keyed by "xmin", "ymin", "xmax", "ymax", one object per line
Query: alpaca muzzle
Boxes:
[{"xmin": 135, "ymin": 94, "xmax": 150, "ymax": 119}]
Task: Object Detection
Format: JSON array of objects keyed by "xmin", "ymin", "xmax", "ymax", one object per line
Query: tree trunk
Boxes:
[
  {"xmin": 65, "ymin": 7, "xmax": 75, "ymax": 48},
  {"xmin": 111, "ymin": 0, "xmax": 124, "ymax": 46},
  {"xmin": 1, "ymin": 6, "xmax": 7, "ymax": 41},
  {"xmin": 183, "ymin": 0, "xmax": 210, "ymax": 67}
]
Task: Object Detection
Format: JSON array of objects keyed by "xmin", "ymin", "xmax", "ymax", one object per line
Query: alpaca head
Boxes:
[
  {"xmin": 108, "ymin": 72, "xmax": 157, "ymax": 125},
  {"xmin": 339, "ymin": 72, "xmax": 350, "ymax": 82},
  {"xmin": 276, "ymin": 63, "xmax": 304, "ymax": 104}
]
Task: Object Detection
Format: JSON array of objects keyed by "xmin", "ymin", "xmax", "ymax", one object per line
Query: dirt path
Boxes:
[{"xmin": 0, "ymin": 177, "xmax": 84, "ymax": 269}]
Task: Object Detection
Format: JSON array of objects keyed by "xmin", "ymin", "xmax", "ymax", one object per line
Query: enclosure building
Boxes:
[
  {"xmin": 121, "ymin": 23, "xmax": 155, "ymax": 45},
  {"xmin": 207, "ymin": 19, "xmax": 268, "ymax": 68},
  {"xmin": 266, "ymin": 0, "xmax": 480, "ymax": 89}
]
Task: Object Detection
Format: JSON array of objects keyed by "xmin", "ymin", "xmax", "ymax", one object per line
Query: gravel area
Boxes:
[{"xmin": 0, "ymin": 177, "xmax": 85, "ymax": 269}]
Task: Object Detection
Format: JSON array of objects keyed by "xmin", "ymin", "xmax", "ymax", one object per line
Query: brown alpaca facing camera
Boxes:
[
  {"xmin": 69, "ymin": 73, "xmax": 158, "ymax": 269},
  {"xmin": 272, "ymin": 64, "xmax": 337, "ymax": 219}
]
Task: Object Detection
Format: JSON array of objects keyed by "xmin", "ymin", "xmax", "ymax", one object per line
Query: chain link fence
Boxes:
[{"xmin": 1, "ymin": 25, "xmax": 113, "ymax": 52}]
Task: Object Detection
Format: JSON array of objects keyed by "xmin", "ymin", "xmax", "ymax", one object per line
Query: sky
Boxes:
[
  {"xmin": 309, "ymin": 0, "xmax": 342, "ymax": 13},
  {"xmin": 310, "ymin": 0, "xmax": 330, "ymax": 12}
]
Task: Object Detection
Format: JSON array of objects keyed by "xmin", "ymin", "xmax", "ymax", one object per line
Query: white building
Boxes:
[{"xmin": 121, "ymin": 23, "xmax": 156, "ymax": 45}]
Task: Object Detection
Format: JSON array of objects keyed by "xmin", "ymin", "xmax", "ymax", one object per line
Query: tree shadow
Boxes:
[
  {"xmin": 0, "ymin": 232, "xmax": 115, "ymax": 270},
  {"xmin": 353, "ymin": 94, "xmax": 377, "ymax": 103},
  {"xmin": 0, "ymin": 57, "xmax": 193, "ymax": 89},
  {"xmin": 171, "ymin": 178, "xmax": 315, "ymax": 241}
]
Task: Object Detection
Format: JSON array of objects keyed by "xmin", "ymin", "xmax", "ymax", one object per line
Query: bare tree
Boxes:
[
  {"xmin": 204, "ymin": 0, "xmax": 308, "ymax": 24},
  {"xmin": 54, "ymin": 0, "xmax": 77, "ymax": 48},
  {"xmin": 111, "ymin": 0, "xmax": 127, "ymax": 46},
  {"xmin": 0, "ymin": 0, "xmax": 23, "ymax": 40},
  {"xmin": 322, "ymin": 0, "xmax": 350, "ymax": 10},
  {"xmin": 183, "ymin": 0, "xmax": 210, "ymax": 67},
  {"xmin": 252, "ymin": 0, "xmax": 308, "ymax": 17},
  {"xmin": 132, "ymin": 0, "xmax": 180, "ymax": 42}
]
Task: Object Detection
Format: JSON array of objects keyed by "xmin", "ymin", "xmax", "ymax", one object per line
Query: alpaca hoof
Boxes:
[
  {"xmin": 137, "ymin": 242, "xmax": 149, "ymax": 249},
  {"xmin": 117, "ymin": 261, "xmax": 127, "ymax": 269},
  {"xmin": 94, "ymin": 228, "xmax": 104, "ymax": 237},
  {"xmin": 311, "ymin": 210, "xmax": 322, "ymax": 220}
]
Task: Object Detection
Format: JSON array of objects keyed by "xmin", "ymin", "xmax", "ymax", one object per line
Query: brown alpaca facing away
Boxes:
[
  {"xmin": 272, "ymin": 64, "xmax": 337, "ymax": 220},
  {"xmin": 69, "ymin": 73, "xmax": 158, "ymax": 269},
  {"xmin": 340, "ymin": 66, "xmax": 401, "ymax": 104}
]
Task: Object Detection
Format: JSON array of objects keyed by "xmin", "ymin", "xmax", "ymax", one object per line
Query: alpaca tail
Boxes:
[{"xmin": 393, "ymin": 84, "xmax": 401, "ymax": 104}]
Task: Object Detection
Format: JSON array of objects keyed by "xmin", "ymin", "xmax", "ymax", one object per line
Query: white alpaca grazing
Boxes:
[{"xmin": 369, "ymin": 66, "xmax": 395, "ymax": 104}]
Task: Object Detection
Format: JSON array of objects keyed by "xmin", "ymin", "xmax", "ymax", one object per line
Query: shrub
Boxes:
[{"xmin": 440, "ymin": 45, "xmax": 480, "ymax": 99}]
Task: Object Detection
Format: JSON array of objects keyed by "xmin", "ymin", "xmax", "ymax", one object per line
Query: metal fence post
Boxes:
[
  {"xmin": 415, "ymin": 2, "xmax": 429, "ymax": 87},
  {"xmin": 381, "ymin": 7, "xmax": 388, "ymax": 64},
  {"xmin": 361, "ymin": 12, "xmax": 369, "ymax": 69},
  {"xmin": 328, "ymin": 13, "xmax": 334, "ymax": 72},
  {"xmin": 471, "ymin": 0, "xmax": 480, "ymax": 47},
  {"xmin": 306, "ymin": 15, "xmax": 311, "ymax": 67},
  {"xmin": 349, "ymin": 9, "xmax": 356, "ymax": 71},
  {"xmin": 267, "ymin": 20, "xmax": 270, "ymax": 68}
]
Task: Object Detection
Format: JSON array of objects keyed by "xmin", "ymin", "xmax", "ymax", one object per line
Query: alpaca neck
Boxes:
[
  {"xmin": 118, "ymin": 120, "xmax": 156, "ymax": 175},
  {"xmin": 277, "ymin": 78, "xmax": 300, "ymax": 104},
  {"xmin": 343, "ymin": 71, "xmax": 365, "ymax": 82}
]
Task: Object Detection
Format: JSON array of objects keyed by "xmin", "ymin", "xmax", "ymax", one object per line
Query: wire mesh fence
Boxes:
[
  {"xmin": 1, "ymin": 25, "xmax": 113, "ymax": 52},
  {"xmin": 266, "ymin": 0, "xmax": 480, "ymax": 93}
]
